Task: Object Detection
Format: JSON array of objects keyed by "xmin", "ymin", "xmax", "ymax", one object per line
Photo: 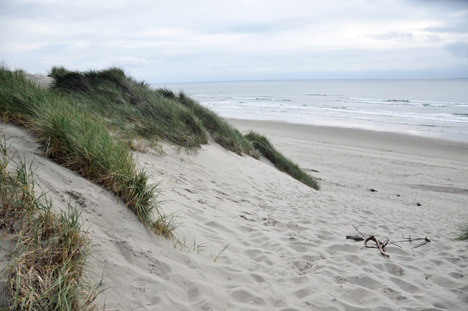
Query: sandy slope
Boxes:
[{"xmin": 1, "ymin": 120, "xmax": 467, "ymax": 310}]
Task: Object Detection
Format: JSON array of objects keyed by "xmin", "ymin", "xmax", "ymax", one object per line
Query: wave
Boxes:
[
  {"xmin": 322, "ymin": 107, "xmax": 468, "ymax": 123},
  {"xmin": 347, "ymin": 97, "xmax": 468, "ymax": 108},
  {"xmin": 305, "ymin": 93, "xmax": 329, "ymax": 97},
  {"xmin": 229, "ymin": 96, "xmax": 292, "ymax": 102},
  {"xmin": 384, "ymin": 99, "xmax": 410, "ymax": 103}
]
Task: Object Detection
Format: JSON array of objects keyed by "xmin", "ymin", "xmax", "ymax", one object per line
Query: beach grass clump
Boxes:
[
  {"xmin": 0, "ymin": 141, "xmax": 37, "ymax": 233},
  {"xmin": 34, "ymin": 105, "xmax": 157, "ymax": 227},
  {"xmin": 152, "ymin": 209, "xmax": 177, "ymax": 240},
  {"xmin": 0, "ymin": 145, "xmax": 99, "ymax": 310},
  {"xmin": 158, "ymin": 89, "xmax": 259, "ymax": 158},
  {"xmin": 0, "ymin": 68, "xmax": 55, "ymax": 126},
  {"xmin": 0, "ymin": 66, "xmax": 161, "ymax": 230},
  {"xmin": 456, "ymin": 223, "xmax": 468, "ymax": 240},
  {"xmin": 49, "ymin": 67, "xmax": 208, "ymax": 148},
  {"xmin": 245, "ymin": 131, "xmax": 319, "ymax": 190}
]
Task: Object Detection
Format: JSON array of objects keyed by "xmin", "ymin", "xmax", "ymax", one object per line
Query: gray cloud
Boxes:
[
  {"xmin": 408, "ymin": 0, "xmax": 468, "ymax": 11},
  {"xmin": 445, "ymin": 41, "xmax": 468, "ymax": 58},
  {"xmin": 1, "ymin": 0, "xmax": 468, "ymax": 82},
  {"xmin": 423, "ymin": 11, "xmax": 468, "ymax": 34},
  {"xmin": 369, "ymin": 32, "xmax": 414, "ymax": 42}
]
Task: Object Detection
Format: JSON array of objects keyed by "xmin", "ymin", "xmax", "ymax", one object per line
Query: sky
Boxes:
[{"xmin": 1, "ymin": 0, "xmax": 468, "ymax": 83}]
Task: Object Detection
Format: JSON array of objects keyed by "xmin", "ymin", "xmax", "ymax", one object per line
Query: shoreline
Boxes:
[{"xmin": 227, "ymin": 118, "xmax": 468, "ymax": 163}]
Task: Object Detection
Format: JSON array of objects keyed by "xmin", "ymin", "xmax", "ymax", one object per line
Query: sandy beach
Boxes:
[{"xmin": 1, "ymin": 118, "xmax": 467, "ymax": 310}]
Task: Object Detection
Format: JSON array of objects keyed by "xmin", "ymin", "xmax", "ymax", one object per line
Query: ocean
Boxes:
[{"xmin": 153, "ymin": 79, "xmax": 468, "ymax": 142}]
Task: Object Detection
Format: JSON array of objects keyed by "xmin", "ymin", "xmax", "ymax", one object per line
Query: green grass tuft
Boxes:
[
  {"xmin": 153, "ymin": 210, "xmax": 177, "ymax": 240},
  {"xmin": 48, "ymin": 66, "xmax": 70, "ymax": 79},
  {"xmin": 245, "ymin": 131, "xmax": 319, "ymax": 190},
  {"xmin": 0, "ymin": 144, "xmax": 99, "ymax": 310},
  {"xmin": 456, "ymin": 223, "xmax": 468, "ymax": 240}
]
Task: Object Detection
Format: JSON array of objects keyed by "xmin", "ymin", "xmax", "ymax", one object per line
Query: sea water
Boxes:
[{"xmin": 153, "ymin": 79, "xmax": 468, "ymax": 142}]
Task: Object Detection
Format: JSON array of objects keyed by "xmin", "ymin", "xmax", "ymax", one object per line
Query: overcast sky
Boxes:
[{"xmin": 1, "ymin": 0, "xmax": 468, "ymax": 83}]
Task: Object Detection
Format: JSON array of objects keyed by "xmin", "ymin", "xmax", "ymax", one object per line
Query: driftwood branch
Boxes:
[
  {"xmin": 349, "ymin": 226, "xmax": 431, "ymax": 258},
  {"xmin": 346, "ymin": 235, "xmax": 364, "ymax": 241},
  {"xmin": 364, "ymin": 235, "xmax": 389, "ymax": 257}
]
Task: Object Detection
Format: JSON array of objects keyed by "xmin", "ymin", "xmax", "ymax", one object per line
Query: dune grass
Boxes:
[
  {"xmin": 456, "ymin": 224, "xmax": 468, "ymax": 241},
  {"xmin": 49, "ymin": 66, "xmax": 259, "ymax": 157},
  {"xmin": 49, "ymin": 66, "xmax": 208, "ymax": 148},
  {"xmin": 0, "ymin": 67, "xmax": 160, "ymax": 230},
  {"xmin": 158, "ymin": 90, "xmax": 259, "ymax": 157},
  {"xmin": 245, "ymin": 131, "xmax": 319, "ymax": 190},
  {"xmin": 0, "ymin": 143, "xmax": 99, "ymax": 310}
]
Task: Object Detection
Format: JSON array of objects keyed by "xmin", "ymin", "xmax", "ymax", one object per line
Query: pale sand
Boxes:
[{"xmin": 1, "ymin": 118, "xmax": 467, "ymax": 310}]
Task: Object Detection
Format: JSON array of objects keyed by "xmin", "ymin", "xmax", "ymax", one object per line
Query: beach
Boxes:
[
  {"xmin": 3, "ymin": 0, "xmax": 468, "ymax": 307},
  {"xmin": 1, "ymin": 118, "xmax": 467, "ymax": 310}
]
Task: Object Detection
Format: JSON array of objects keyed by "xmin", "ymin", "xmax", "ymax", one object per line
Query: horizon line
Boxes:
[{"xmin": 152, "ymin": 76, "xmax": 468, "ymax": 85}]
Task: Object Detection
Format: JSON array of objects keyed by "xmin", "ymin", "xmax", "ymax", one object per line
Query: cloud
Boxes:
[
  {"xmin": 369, "ymin": 32, "xmax": 414, "ymax": 42},
  {"xmin": 445, "ymin": 41, "xmax": 468, "ymax": 58},
  {"xmin": 408, "ymin": 0, "xmax": 468, "ymax": 11},
  {"xmin": 424, "ymin": 15, "xmax": 468, "ymax": 34},
  {"xmin": 1, "ymin": 0, "xmax": 468, "ymax": 81}
]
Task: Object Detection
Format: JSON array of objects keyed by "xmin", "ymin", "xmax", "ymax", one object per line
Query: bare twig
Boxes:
[
  {"xmin": 412, "ymin": 237, "xmax": 431, "ymax": 249},
  {"xmin": 381, "ymin": 240, "xmax": 389, "ymax": 249},
  {"xmin": 408, "ymin": 235, "xmax": 416, "ymax": 257},
  {"xmin": 365, "ymin": 235, "xmax": 390, "ymax": 257},
  {"xmin": 393, "ymin": 237, "xmax": 430, "ymax": 244},
  {"xmin": 352, "ymin": 225, "xmax": 367, "ymax": 239}
]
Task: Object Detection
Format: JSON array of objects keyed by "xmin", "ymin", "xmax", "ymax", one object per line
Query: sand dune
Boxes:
[{"xmin": 1, "ymin": 119, "xmax": 467, "ymax": 310}]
